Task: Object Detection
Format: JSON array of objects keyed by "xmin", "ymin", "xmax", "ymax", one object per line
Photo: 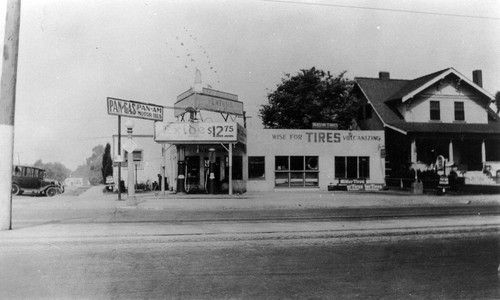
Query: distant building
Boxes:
[
  {"xmin": 64, "ymin": 177, "xmax": 85, "ymax": 188},
  {"xmin": 354, "ymin": 68, "xmax": 500, "ymax": 185}
]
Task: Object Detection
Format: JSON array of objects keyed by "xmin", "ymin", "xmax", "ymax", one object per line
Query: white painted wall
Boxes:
[
  {"xmin": 246, "ymin": 129, "xmax": 385, "ymax": 191},
  {"xmin": 112, "ymin": 135, "xmax": 167, "ymax": 189},
  {"xmin": 398, "ymin": 79, "xmax": 489, "ymax": 124}
]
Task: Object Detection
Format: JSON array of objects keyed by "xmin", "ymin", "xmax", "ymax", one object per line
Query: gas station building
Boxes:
[{"xmin": 111, "ymin": 86, "xmax": 386, "ymax": 194}]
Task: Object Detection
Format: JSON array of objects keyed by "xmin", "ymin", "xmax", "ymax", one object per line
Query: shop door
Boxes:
[{"xmin": 186, "ymin": 156, "xmax": 201, "ymax": 187}]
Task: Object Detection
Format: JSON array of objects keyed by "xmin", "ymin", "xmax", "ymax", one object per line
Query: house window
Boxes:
[
  {"xmin": 274, "ymin": 156, "xmax": 319, "ymax": 187},
  {"xmin": 454, "ymin": 102, "xmax": 465, "ymax": 121},
  {"xmin": 124, "ymin": 150, "xmax": 143, "ymax": 162},
  {"xmin": 430, "ymin": 101, "xmax": 440, "ymax": 120},
  {"xmin": 335, "ymin": 156, "xmax": 370, "ymax": 179},
  {"xmin": 248, "ymin": 156, "xmax": 265, "ymax": 179}
]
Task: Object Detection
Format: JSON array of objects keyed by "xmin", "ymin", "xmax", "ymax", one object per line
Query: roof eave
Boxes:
[{"xmin": 401, "ymin": 68, "xmax": 494, "ymax": 102}]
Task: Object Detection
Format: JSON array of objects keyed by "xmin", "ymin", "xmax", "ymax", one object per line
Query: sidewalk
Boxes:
[
  {"xmin": 117, "ymin": 189, "xmax": 500, "ymax": 211},
  {"xmin": 2, "ymin": 187, "xmax": 498, "ymax": 240}
]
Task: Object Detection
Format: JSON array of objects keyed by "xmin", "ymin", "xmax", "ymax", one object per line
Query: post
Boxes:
[
  {"xmin": 481, "ymin": 139, "xmax": 486, "ymax": 166},
  {"xmin": 117, "ymin": 116, "xmax": 122, "ymax": 200},
  {"xmin": 448, "ymin": 139, "xmax": 454, "ymax": 165},
  {"xmin": 410, "ymin": 138, "xmax": 417, "ymax": 164},
  {"xmin": 229, "ymin": 143, "xmax": 233, "ymax": 195},
  {"xmin": 0, "ymin": 0, "xmax": 21, "ymax": 231},
  {"xmin": 161, "ymin": 144, "xmax": 166, "ymax": 194},
  {"xmin": 125, "ymin": 120, "xmax": 135, "ymax": 203}
]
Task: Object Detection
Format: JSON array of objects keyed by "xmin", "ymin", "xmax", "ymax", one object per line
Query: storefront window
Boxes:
[
  {"xmin": 225, "ymin": 156, "xmax": 243, "ymax": 180},
  {"xmin": 248, "ymin": 156, "xmax": 265, "ymax": 179},
  {"xmin": 335, "ymin": 156, "xmax": 370, "ymax": 179},
  {"xmin": 290, "ymin": 156, "xmax": 304, "ymax": 170},
  {"xmin": 275, "ymin": 156, "xmax": 319, "ymax": 187},
  {"xmin": 275, "ymin": 156, "xmax": 289, "ymax": 170}
]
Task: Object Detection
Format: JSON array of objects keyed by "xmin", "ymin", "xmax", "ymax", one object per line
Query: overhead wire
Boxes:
[{"xmin": 262, "ymin": 0, "xmax": 500, "ymax": 21}]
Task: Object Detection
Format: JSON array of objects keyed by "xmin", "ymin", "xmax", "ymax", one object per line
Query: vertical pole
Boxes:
[
  {"xmin": 448, "ymin": 139, "xmax": 454, "ymax": 165},
  {"xmin": 0, "ymin": 0, "xmax": 21, "ymax": 231},
  {"xmin": 229, "ymin": 143, "xmax": 233, "ymax": 195},
  {"xmin": 126, "ymin": 123, "xmax": 135, "ymax": 204},
  {"xmin": 161, "ymin": 144, "xmax": 166, "ymax": 194},
  {"xmin": 410, "ymin": 138, "xmax": 417, "ymax": 164},
  {"xmin": 481, "ymin": 139, "xmax": 486, "ymax": 167},
  {"xmin": 117, "ymin": 116, "xmax": 122, "ymax": 200}
]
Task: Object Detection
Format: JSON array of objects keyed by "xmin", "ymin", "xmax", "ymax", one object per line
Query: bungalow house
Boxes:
[{"xmin": 354, "ymin": 68, "xmax": 500, "ymax": 185}]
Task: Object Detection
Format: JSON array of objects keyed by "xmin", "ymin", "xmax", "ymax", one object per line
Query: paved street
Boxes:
[{"xmin": 1, "ymin": 188, "xmax": 499, "ymax": 299}]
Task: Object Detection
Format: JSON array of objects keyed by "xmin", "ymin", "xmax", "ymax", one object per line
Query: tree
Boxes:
[
  {"xmin": 33, "ymin": 160, "xmax": 71, "ymax": 182},
  {"xmin": 87, "ymin": 145, "xmax": 105, "ymax": 186},
  {"xmin": 101, "ymin": 143, "xmax": 113, "ymax": 183},
  {"xmin": 496, "ymin": 91, "xmax": 500, "ymax": 114},
  {"xmin": 259, "ymin": 67, "xmax": 359, "ymax": 129}
]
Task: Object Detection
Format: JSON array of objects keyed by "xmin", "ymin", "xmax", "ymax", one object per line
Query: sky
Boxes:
[{"xmin": 0, "ymin": 0, "xmax": 499, "ymax": 171}]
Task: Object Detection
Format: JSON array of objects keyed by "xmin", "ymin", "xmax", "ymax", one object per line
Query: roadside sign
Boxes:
[
  {"xmin": 107, "ymin": 97, "xmax": 164, "ymax": 121},
  {"xmin": 122, "ymin": 139, "xmax": 138, "ymax": 153}
]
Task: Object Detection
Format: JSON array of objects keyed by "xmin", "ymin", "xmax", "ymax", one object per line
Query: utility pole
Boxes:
[{"xmin": 0, "ymin": 0, "xmax": 21, "ymax": 231}]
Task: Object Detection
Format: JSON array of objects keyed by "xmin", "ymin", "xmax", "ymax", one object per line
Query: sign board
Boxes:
[
  {"xmin": 155, "ymin": 122, "xmax": 246, "ymax": 144},
  {"xmin": 312, "ymin": 122, "xmax": 339, "ymax": 130},
  {"xmin": 107, "ymin": 97, "xmax": 164, "ymax": 121},
  {"xmin": 174, "ymin": 87, "xmax": 243, "ymax": 117},
  {"xmin": 122, "ymin": 139, "xmax": 138, "ymax": 153}
]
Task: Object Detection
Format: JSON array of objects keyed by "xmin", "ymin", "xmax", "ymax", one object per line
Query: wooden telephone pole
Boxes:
[{"xmin": 0, "ymin": 0, "xmax": 21, "ymax": 230}]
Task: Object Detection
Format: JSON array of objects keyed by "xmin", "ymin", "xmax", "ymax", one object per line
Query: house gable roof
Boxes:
[{"xmin": 355, "ymin": 68, "xmax": 499, "ymax": 135}]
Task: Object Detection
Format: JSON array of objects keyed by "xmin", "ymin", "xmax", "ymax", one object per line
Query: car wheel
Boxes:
[
  {"xmin": 11, "ymin": 184, "xmax": 20, "ymax": 195},
  {"xmin": 46, "ymin": 187, "xmax": 57, "ymax": 197}
]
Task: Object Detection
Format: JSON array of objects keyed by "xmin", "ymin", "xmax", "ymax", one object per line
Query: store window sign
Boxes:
[{"xmin": 155, "ymin": 122, "xmax": 245, "ymax": 144}]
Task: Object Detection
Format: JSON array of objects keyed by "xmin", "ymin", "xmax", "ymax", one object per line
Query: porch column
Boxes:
[
  {"xmin": 481, "ymin": 139, "xmax": 486, "ymax": 165},
  {"xmin": 448, "ymin": 139, "xmax": 454, "ymax": 164},
  {"xmin": 410, "ymin": 138, "xmax": 417, "ymax": 163}
]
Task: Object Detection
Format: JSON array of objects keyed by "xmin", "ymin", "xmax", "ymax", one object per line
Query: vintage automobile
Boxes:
[{"xmin": 11, "ymin": 165, "xmax": 64, "ymax": 197}]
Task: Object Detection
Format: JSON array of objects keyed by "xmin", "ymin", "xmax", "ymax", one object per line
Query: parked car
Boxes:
[{"xmin": 11, "ymin": 165, "xmax": 64, "ymax": 197}]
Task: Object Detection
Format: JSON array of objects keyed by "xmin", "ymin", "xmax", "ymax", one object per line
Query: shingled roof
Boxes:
[{"xmin": 355, "ymin": 68, "xmax": 500, "ymax": 134}]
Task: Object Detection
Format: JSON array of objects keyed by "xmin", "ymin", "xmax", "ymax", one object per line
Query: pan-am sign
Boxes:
[{"xmin": 107, "ymin": 97, "xmax": 164, "ymax": 121}]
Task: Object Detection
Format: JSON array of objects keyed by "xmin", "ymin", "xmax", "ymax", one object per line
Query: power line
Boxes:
[{"xmin": 262, "ymin": 0, "xmax": 500, "ymax": 21}]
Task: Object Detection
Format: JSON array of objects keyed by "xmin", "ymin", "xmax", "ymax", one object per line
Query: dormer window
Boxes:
[
  {"xmin": 454, "ymin": 102, "xmax": 465, "ymax": 121},
  {"xmin": 430, "ymin": 101, "xmax": 440, "ymax": 121}
]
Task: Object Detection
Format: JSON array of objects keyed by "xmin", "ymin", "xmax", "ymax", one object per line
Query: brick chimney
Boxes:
[
  {"xmin": 472, "ymin": 70, "xmax": 482, "ymax": 87},
  {"xmin": 379, "ymin": 72, "xmax": 390, "ymax": 80}
]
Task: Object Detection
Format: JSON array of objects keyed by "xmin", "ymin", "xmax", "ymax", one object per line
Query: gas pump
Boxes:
[
  {"xmin": 208, "ymin": 148, "xmax": 216, "ymax": 194},
  {"xmin": 436, "ymin": 155, "xmax": 449, "ymax": 194}
]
